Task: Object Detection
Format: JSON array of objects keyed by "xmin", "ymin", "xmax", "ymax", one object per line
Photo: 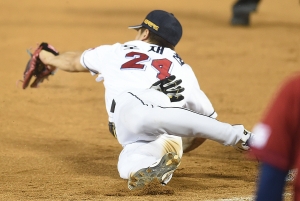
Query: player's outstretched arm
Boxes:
[{"xmin": 39, "ymin": 50, "xmax": 88, "ymax": 73}]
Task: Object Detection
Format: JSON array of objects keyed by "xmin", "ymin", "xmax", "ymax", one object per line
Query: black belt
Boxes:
[
  {"xmin": 108, "ymin": 99, "xmax": 117, "ymax": 138},
  {"xmin": 110, "ymin": 99, "xmax": 116, "ymax": 113},
  {"xmin": 108, "ymin": 122, "xmax": 117, "ymax": 138}
]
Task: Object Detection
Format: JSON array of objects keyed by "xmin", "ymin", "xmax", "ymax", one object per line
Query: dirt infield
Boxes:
[{"xmin": 1, "ymin": 0, "xmax": 299, "ymax": 200}]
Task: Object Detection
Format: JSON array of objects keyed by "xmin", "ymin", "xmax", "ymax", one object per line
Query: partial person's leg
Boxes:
[
  {"xmin": 114, "ymin": 90, "xmax": 248, "ymax": 147},
  {"xmin": 182, "ymin": 137, "xmax": 206, "ymax": 153},
  {"xmin": 118, "ymin": 134, "xmax": 183, "ymax": 189},
  {"xmin": 141, "ymin": 107, "xmax": 246, "ymax": 145},
  {"xmin": 118, "ymin": 134, "xmax": 183, "ymax": 179},
  {"xmin": 231, "ymin": 0, "xmax": 261, "ymax": 26}
]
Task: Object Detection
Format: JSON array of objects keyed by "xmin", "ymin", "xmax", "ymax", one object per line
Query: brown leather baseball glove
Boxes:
[{"xmin": 21, "ymin": 42, "xmax": 59, "ymax": 89}]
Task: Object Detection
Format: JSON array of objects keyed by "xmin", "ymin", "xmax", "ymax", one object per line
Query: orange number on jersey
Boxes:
[{"xmin": 121, "ymin": 52, "xmax": 172, "ymax": 80}]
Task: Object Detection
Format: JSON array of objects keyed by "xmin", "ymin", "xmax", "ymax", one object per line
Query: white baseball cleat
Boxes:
[
  {"xmin": 234, "ymin": 129, "xmax": 253, "ymax": 151},
  {"xmin": 127, "ymin": 152, "xmax": 181, "ymax": 190}
]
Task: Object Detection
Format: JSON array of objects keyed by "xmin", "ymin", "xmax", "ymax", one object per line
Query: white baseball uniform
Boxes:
[{"xmin": 80, "ymin": 40, "xmax": 245, "ymax": 181}]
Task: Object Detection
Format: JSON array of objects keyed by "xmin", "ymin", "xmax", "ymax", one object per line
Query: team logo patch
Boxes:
[{"xmin": 143, "ymin": 19, "xmax": 159, "ymax": 31}]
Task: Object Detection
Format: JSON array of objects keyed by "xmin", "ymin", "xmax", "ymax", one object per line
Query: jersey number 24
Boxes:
[{"xmin": 121, "ymin": 52, "xmax": 172, "ymax": 80}]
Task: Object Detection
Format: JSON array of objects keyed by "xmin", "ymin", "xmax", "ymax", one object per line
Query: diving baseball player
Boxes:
[{"xmin": 31, "ymin": 10, "xmax": 252, "ymax": 190}]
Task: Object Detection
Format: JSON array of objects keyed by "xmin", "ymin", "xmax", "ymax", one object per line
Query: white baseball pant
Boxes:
[{"xmin": 112, "ymin": 89, "xmax": 244, "ymax": 179}]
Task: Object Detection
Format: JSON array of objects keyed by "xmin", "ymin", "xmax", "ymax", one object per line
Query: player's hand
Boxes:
[
  {"xmin": 150, "ymin": 75, "xmax": 185, "ymax": 102},
  {"xmin": 21, "ymin": 42, "xmax": 59, "ymax": 89}
]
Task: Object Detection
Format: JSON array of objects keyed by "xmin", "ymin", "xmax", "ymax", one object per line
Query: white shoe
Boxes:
[
  {"xmin": 127, "ymin": 152, "xmax": 181, "ymax": 190},
  {"xmin": 234, "ymin": 129, "xmax": 252, "ymax": 151}
]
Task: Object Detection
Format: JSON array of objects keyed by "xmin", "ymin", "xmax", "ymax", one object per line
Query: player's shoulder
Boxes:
[
  {"xmin": 122, "ymin": 40, "xmax": 146, "ymax": 49},
  {"xmin": 100, "ymin": 40, "xmax": 148, "ymax": 54},
  {"xmin": 281, "ymin": 72, "xmax": 300, "ymax": 92},
  {"xmin": 287, "ymin": 72, "xmax": 300, "ymax": 84},
  {"xmin": 92, "ymin": 42, "xmax": 135, "ymax": 55},
  {"xmin": 269, "ymin": 72, "xmax": 300, "ymax": 105},
  {"xmin": 88, "ymin": 43, "xmax": 122, "ymax": 53},
  {"xmin": 117, "ymin": 40, "xmax": 191, "ymax": 67}
]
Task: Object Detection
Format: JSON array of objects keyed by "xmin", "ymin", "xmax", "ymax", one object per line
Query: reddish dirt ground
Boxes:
[{"xmin": 1, "ymin": 0, "xmax": 299, "ymax": 200}]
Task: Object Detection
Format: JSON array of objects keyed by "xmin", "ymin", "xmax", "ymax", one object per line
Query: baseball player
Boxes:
[
  {"xmin": 231, "ymin": 0, "xmax": 261, "ymax": 26},
  {"xmin": 250, "ymin": 74, "xmax": 300, "ymax": 201},
  {"xmin": 37, "ymin": 10, "xmax": 252, "ymax": 190}
]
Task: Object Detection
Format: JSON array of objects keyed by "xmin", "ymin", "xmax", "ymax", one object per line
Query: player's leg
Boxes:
[
  {"xmin": 127, "ymin": 152, "xmax": 181, "ymax": 190},
  {"xmin": 231, "ymin": 0, "xmax": 261, "ymax": 26},
  {"xmin": 113, "ymin": 89, "xmax": 250, "ymax": 148},
  {"xmin": 117, "ymin": 134, "xmax": 183, "ymax": 190},
  {"xmin": 141, "ymin": 106, "xmax": 247, "ymax": 146},
  {"xmin": 182, "ymin": 137, "xmax": 206, "ymax": 153}
]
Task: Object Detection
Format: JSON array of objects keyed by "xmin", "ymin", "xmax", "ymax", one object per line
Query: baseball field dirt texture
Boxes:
[{"xmin": 1, "ymin": 0, "xmax": 299, "ymax": 200}]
